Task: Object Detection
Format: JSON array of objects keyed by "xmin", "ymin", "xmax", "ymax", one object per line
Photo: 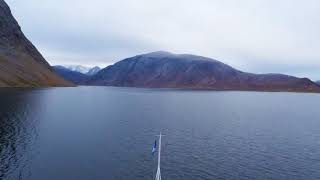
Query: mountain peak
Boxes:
[
  {"xmin": 87, "ymin": 66, "xmax": 101, "ymax": 76},
  {"xmin": 141, "ymin": 51, "xmax": 174, "ymax": 58},
  {"xmin": 139, "ymin": 51, "xmax": 220, "ymax": 62}
]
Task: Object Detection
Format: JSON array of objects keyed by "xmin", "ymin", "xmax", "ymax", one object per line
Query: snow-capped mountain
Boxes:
[
  {"xmin": 87, "ymin": 66, "xmax": 101, "ymax": 76},
  {"xmin": 55, "ymin": 65, "xmax": 101, "ymax": 75},
  {"xmin": 53, "ymin": 66, "xmax": 89, "ymax": 84},
  {"xmin": 52, "ymin": 65, "xmax": 101, "ymax": 84},
  {"xmin": 65, "ymin": 65, "xmax": 92, "ymax": 74}
]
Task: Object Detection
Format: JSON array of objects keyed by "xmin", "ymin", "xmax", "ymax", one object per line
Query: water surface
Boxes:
[{"xmin": 0, "ymin": 87, "xmax": 320, "ymax": 179}]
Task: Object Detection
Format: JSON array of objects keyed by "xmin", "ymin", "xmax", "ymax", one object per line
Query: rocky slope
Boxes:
[
  {"xmin": 88, "ymin": 51, "xmax": 320, "ymax": 92},
  {"xmin": 0, "ymin": 0, "xmax": 72, "ymax": 87}
]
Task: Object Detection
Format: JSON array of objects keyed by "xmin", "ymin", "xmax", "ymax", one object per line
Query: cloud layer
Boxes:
[{"xmin": 6, "ymin": 0, "xmax": 320, "ymax": 80}]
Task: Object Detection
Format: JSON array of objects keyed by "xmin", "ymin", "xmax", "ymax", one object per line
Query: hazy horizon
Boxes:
[{"xmin": 6, "ymin": 0, "xmax": 320, "ymax": 80}]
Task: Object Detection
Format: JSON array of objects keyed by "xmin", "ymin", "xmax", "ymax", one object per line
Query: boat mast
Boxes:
[{"xmin": 155, "ymin": 132, "xmax": 162, "ymax": 180}]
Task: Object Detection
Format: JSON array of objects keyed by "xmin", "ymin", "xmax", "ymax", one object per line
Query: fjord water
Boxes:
[{"xmin": 0, "ymin": 87, "xmax": 320, "ymax": 180}]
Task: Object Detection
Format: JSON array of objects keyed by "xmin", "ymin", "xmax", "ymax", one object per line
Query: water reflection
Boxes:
[{"xmin": 0, "ymin": 89, "xmax": 43, "ymax": 180}]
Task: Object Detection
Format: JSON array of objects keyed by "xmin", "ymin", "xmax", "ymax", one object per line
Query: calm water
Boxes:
[{"xmin": 0, "ymin": 87, "xmax": 320, "ymax": 180}]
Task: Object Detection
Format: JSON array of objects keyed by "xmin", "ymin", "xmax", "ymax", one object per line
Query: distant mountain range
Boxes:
[
  {"xmin": 316, "ymin": 81, "xmax": 320, "ymax": 85},
  {"xmin": 64, "ymin": 65, "xmax": 91, "ymax": 74},
  {"xmin": 52, "ymin": 65, "xmax": 101, "ymax": 84},
  {"xmin": 86, "ymin": 51, "xmax": 320, "ymax": 92},
  {"xmin": 0, "ymin": 0, "xmax": 72, "ymax": 87},
  {"xmin": 52, "ymin": 66, "xmax": 89, "ymax": 85},
  {"xmin": 63, "ymin": 65, "xmax": 101, "ymax": 75}
]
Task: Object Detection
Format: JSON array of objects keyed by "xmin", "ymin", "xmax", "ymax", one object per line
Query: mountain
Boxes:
[
  {"xmin": 0, "ymin": 0, "xmax": 72, "ymax": 87},
  {"xmin": 53, "ymin": 66, "xmax": 89, "ymax": 85},
  {"xmin": 63, "ymin": 65, "xmax": 101, "ymax": 75},
  {"xmin": 64, "ymin": 65, "xmax": 92, "ymax": 74},
  {"xmin": 316, "ymin": 81, "xmax": 320, "ymax": 85},
  {"xmin": 86, "ymin": 66, "xmax": 101, "ymax": 76},
  {"xmin": 88, "ymin": 51, "xmax": 320, "ymax": 92},
  {"xmin": 52, "ymin": 65, "xmax": 101, "ymax": 84}
]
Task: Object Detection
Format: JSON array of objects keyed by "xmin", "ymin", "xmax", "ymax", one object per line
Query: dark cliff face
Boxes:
[
  {"xmin": 88, "ymin": 51, "xmax": 320, "ymax": 92},
  {"xmin": 0, "ymin": 0, "xmax": 72, "ymax": 87}
]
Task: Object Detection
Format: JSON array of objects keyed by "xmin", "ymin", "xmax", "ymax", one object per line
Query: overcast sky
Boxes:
[{"xmin": 6, "ymin": 0, "xmax": 320, "ymax": 80}]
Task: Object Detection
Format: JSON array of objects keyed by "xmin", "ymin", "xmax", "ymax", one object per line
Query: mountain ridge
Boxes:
[
  {"xmin": 53, "ymin": 66, "xmax": 89, "ymax": 85},
  {"xmin": 60, "ymin": 65, "xmax": 101, "ymax": 75},
  {"xmin": 52, "ymin": 65, "xmax": 101, "ymax": 84},
  {"xmin": 88, "ymin": 51, "xmax": 320, "ymax": 92},
  {"xmin": 87, "ymin": 66, "xmax": 101, "ymax": 76}
]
